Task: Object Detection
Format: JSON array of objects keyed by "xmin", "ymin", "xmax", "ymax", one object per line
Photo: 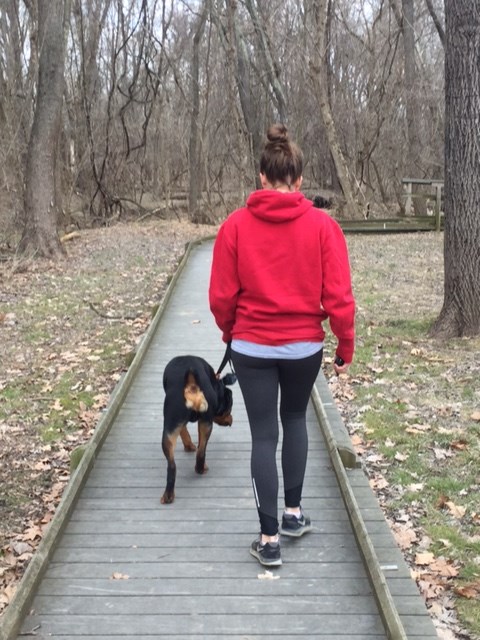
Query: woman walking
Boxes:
[{"xmin": 209, "ymin": 124, "xmax": 355, "ymax": 566}]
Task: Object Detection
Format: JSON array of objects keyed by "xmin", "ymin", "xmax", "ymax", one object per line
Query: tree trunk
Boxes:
[
  {"xmin": 431, "ymin": 1, "xmax": 480, "ymax": 338},
  {"xmin": 309, "ymin": 0, "xmax": 358, "ymax": 218},
  {"xmin": 188, "ymin": 2, "xmax": 209, "ymax": 224},
  {"xmin": 244, "ymin": 0, "xmax": 287, "ymax": 123},
  {"xmin": 19, "ymin": 0, "xmax": 70, "ymax": 258},
  {"xmin": 226, "ymin": 0, "xmax": 263, "ymax": 188},
  {"xmin": 402, "ymin": 0, "xmax": 425, "ymax": 215}
]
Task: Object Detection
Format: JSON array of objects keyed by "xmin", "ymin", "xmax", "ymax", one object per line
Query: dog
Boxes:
[
  {"xmin": 160, "ymin": 355, "xmax": 236, "ymax": 504},
  {"xmin": 313, "ymin": 194, "xmax": 333, "ymax": 209}
]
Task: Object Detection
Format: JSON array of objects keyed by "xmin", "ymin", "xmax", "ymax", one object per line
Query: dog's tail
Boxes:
[{"xmin": 183, "ymin": 370, "xmax": 208, "ymax": 413}]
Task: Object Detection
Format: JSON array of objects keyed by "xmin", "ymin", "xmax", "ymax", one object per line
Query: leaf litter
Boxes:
[{"xmin": 328, "ymin": 232, "xmax": 480, "ymax": 640}]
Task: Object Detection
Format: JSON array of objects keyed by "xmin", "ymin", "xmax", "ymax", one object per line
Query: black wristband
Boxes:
[{"xmin": 334, "ymin": 356, "xmax": 345, "ymax": 367}]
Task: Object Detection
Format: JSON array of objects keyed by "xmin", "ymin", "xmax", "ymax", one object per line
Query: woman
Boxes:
[{"xmin": 209, "ymin": 124, "xmax": 355, "ymax": 566}]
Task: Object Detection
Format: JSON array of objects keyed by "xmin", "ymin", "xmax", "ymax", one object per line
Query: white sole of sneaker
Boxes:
[
  {"xmin": 249, "ymin": 547, "xmax": 282, "ymax": 566},
  {"xmin": 279, "ymin": 523, "xmax": 313, "ymax": 537}
]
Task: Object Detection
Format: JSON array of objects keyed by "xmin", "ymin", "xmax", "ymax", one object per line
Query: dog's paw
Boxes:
[
  {"xmin": 160, "ymin": 491, "xmax": 175, "ymax": 504},
  {"xmin": 184, "ymin": 443, "xmax": 197, "ymax": 452},
  {"xmin": 195, "ymin": 462, "xmax": 209, "ymax": 475}
]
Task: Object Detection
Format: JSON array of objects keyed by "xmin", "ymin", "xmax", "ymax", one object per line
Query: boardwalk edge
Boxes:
[{"xmin": 311, "ymin": 378, "xmax": 409, "ymax": 640}]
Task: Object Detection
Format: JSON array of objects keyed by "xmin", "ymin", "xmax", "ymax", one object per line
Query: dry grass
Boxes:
[{"xmin": 329, "ymin": 232, "xmax": 480, "ymax": 640}]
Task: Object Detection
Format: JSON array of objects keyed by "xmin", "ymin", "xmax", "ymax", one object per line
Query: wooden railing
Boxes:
[{"xmin": 402, "ymin": 178, "xmax": 444, "ymax": 231}]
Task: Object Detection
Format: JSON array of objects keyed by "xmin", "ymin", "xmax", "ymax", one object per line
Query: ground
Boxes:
[{"xmin": 0, "ymin": 220, "xmax": 479, "ymax": 638}]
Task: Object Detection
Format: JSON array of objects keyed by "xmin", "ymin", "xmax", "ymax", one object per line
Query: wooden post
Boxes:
[
  {"xmin": 404, "ymin": 181, "xmax": 413, "ymax": 216},
  {"xmin": 435, "ymin": 182, "xmax": 442, "ymax": 231}
]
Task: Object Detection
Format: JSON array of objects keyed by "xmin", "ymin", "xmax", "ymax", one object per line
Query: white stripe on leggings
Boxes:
[{"xmin": 252, "ymin": 478, "xmax": 260, "ymax": 508}]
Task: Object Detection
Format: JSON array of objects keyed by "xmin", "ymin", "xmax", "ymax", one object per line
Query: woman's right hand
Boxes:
[{"xmin": 333, "ymin": 356, "xmax": 350, "ymax": 376}]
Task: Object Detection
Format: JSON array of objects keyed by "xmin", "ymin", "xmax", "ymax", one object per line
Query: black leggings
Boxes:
[{"xmin": 231, "ymin": 349, "xmax": 323, "ymax": 536}]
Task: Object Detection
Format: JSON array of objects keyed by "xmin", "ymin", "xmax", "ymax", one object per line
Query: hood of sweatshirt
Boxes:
[{"xmin": 246, "ymin": 189, "xmax": 313, "ymax": 223}]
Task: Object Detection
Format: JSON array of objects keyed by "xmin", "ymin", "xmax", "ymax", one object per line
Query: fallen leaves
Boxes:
[
  {"xmin": 392, "ymin": 523, "xmax": 418, "ymax": 550},
  {"xmin": 436, "ymin": 496, "xmax": 467, "ymax": 520},
  {"xmin": 432, "ymin": 447, "xmax": 454, "ymax": 461},
  {"xmin": 22, "ymin": 525, "xmax": 44, "ymax": 542},
  {"xmin": 416, "ymin": 551, "xmax": 436, "ymax": 566},
  {"xmin": 407, "ymin": 483, "xmax": 425, "ymax": 493},
  {"xmin": 405, "ymin": 423, "xmax": 432, "ymax": 434},
  {"xmin": 0, "ymin": 583, "xmax": 16, "ymax": 608},
  {"xmin": 258, "ymin": 570, "xmax": 280, "ymax": 581},
  {"xmin": 454, "ymin": 582, "xmax": 480, "ymax": 599},
  {"xmin": 110, "ymin": 572, "xmax": 129, "ymax": 580},
  {"xmin": 327, "ymin": 258, "xmax": 480, "ymax": 639}
]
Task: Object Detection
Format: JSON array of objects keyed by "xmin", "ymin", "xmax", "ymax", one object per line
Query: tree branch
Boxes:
[{"xmin": 424, "ymin": 0, "xmax": 445, "ymax": 48}]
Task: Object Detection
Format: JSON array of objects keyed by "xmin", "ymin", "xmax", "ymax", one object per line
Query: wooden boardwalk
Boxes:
[{"xmin": 5, "ymin": 241, "xmax": 439, "ymax": 640}]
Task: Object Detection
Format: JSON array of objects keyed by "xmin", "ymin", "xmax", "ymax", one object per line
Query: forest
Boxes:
[
  {"xmin": 0, "ymin": 0, "xmax": 445, "ymax": 244},
  {"xmin": 1, "ymin": 3, "xmax": 480, "ymax": 638}
]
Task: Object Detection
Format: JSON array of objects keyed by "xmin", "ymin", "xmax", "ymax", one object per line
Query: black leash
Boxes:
[{"xmin": 216, "ymin": 341, "xmax": 235, "ymax": 379}]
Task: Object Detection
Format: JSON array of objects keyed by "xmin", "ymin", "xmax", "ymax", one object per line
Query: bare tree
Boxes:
[
  {"xmin": 213, "ymin": 0, "xmax": 264, "ymax": 186},
  {"xmin": 70, "ymin": 0, "xmax": 113, "ymax": 196},
  {"xmin": 0, "ymin": 0, "xmax": 448, "ymax": 241},
  {"xmin": 0, "ymin": 2, "xmax": 36, "ymax": 195},
  {"xmin": 19, "ymin": 0, "xmax": 71, "ymax": 257},
  {"xmin": 244, "ymin": 0, "xmax": 287, "ymax": 123},
  {"xmin": 424, "ymin": 0, "xmax": 445, "ymax": 47},
  {"xmin": 402, "ymin": 0, "xmax": 425, "ymax": 215},
  {"xmin": 308, "ymin": 0, "xmax": 358, "ymax": 218},
  {"xmin": 188, "ymin": 1, "xmax": 209, "ymax": 223},
  {"xmin": 431, "ymin": 1, "xmax": 480, "ymax": 338}
]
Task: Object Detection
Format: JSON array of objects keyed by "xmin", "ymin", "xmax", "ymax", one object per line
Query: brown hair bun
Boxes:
[
  {"xmin": 260, "ymin": 123, "xmax": 303, "ymax": 186},
  {"xmin": 266, "ymin": 123, "xmax": 289, "ymax": 145}
]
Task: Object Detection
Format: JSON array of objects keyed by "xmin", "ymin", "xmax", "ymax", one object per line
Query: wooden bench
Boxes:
[{"xmin": 402, "ymin": 178, "xmax": 444, "ymax": 231}]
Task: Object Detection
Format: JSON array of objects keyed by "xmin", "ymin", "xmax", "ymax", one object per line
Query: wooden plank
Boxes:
[
  {"xmin": 339, "ymin": 220, "xmax": 439, "ymax": 233},
  {"xmin": 82, "ymin": 458, "xmax": 335, "ymax": 476},
  {"xmin": 61, "ymin": 519, "xmax": 352, "ymax": 535},
  {"xmin": 19, "ymin": 613, "xmax": 387, "ymax": 636},
  {"xmin": 29, "ymin": 636, "xmax": 384, "ymax": 640},
  {"xmin": 44, "ymin": 544, "xmax": 364, "ymax": 565},
  {"xmin": 53, "ymin": 532, "xmax": 398, "ymax": 549},
  {"xmin": 54, "ymin": 530, "xmax": 362, "ymax": 552},
  {"xmin": 68, "ymin": 507, "xmax": 348, "ymax": 523},
  {"xmin": 74, "ymin": 491, "xmax": 344, "ymax": 504},
  {"xmin": 30, "ymin": 594, "xmax": 381, "ymax": 616},
  {"xmin": 34, "ymin": 576, "xmax": 417, "ymax": 598},
  {"xmin": 41, "ymin": 562, "xmax": 369, "ymax": 581},
  {"xmin": 402, "ymin": 178, "xmax": 444, "ymax": 186}
]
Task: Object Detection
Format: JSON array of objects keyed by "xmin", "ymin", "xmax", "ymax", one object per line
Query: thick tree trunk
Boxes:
[
  {"xmin": 431, "ymin": 1, "xmax": 480, "ymax": 338},
  {"xmin": 19, "ymin": 0, "xmax": 69, "ymax": 258}
]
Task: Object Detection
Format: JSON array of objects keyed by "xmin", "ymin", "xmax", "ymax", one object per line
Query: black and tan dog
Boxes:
[{"xmin": 160, "ymin": 355, "xmax": 236, "ymax": 504}]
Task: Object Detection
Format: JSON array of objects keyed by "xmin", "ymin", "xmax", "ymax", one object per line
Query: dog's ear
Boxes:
[{"xmin": 221, "ymin": 372, "xmax": 237, "ymax": 386}]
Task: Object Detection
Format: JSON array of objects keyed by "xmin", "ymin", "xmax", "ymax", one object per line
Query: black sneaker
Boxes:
[
  {"xmin": 279, "ymin": 510, "xmax": 313, "ymax": 537},
  {"xmin": 250, "ymin": 538, "xmax": 282, "ymax": 566}
]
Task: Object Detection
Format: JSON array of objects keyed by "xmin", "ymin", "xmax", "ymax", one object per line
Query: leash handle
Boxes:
[{"xmin": 217, "ymin": 341, "xmax": 233, "ymax": 376}]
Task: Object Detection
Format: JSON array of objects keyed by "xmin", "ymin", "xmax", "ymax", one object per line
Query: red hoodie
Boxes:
[{"xmin": 209, "ymin": 190, "xmax": 355, "ymax": 363}]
